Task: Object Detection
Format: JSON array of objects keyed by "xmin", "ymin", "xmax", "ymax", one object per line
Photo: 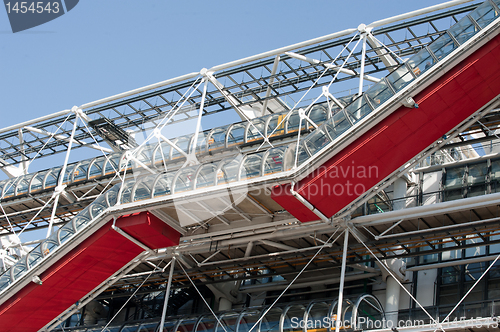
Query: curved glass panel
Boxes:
[
  {"xmin": 120, "ymin": 180, "xmax": 137, "ymax": 204},
  {"xmin": 303, "ymin": 127, "xmax": 332, "ymax": 156},
  {"xmin": 365, "ymin": 78, "xmax": 394, "ymax": 107},
  {"xmin": 15, "ymin": 175, "xmax": 32, "ymax": 196},
  {"xmin": 104, "ymin": 154, "xmax": 121, "ymax": 175},
  {"xmin": 448, "ymin": 15, "xmax": 478, "ymax": 45},
  {"xmin": 237, "ymin": 310, "xmax": 260, "ymax": 332},
  {"xmin": 217, "ymin": 312, "xmax": 239, "ymax": 332},
  {"xmin": 73, "ymin": 160, "xmax": 91, "ymax": 182},
  {"xmin": 345, "ymin": 96, "xmax": 373, "ymax": 123},
  {"xmin": 246, "ymin": 118, "xmax": 266, "ymax": 143},
  {"xmin": 172, "ymin": 136, "xmax": 191, "ymax": 160},
  {"xmin": 284, "ymin": 142, "xmax": 310, "ymax": 170},
  {"xmin": 173, "ymin": 166, "xmax": 197, "ymax": 193},
  {"xmin": 193, "ymin": 133, "xmax": 208, "ymax": 154},
  {"xmin": 136, "ymin": 145, "xmax": 155, "ymax": 168},
  {"xmin": 428, "ymin": 32, "xmax": 458, "ymax": 62},
  {"xmin": 305, "ymin": 302, "xmax": 330, "ymax": 332},
  {"xmin": 196, "ymin": 316, "xmax": 216, "ymax": 332},
  {"xmin": 259, "ymin": 308, "xmax": 282, "ymax": 332},
  {"xmin": 324, "ymin": 111, "xmax": 352, "ymax": 141},
  {"xmin": 153, "ymin": 173, "xmax": 174, "ymax": 197},
  {"xmin": 41, "ymin": 232, "xmax": 60, "ymax": 257},
  {"xmin": 89, "ymin": 157, "xmax": 105, "ymax": 179},
  {"xmin": 30, "ymin": 172, "xmax": 45, "ymax": 192},
  {"xmin": 227, "ymin": 124, "xmax": 246, "ymax": 147},
  {"xmin": 106, "ymin": 184, "xmax": 121, "ymax": 207},
  {"xmin": 89, "ymin": 194, "xmax": 109, "ymax": 219},
  {"xmin": 133, "ymin": 175, "xmax": 156, "ymax": 201},
  {"xmin": 470, "ymin": 1, "xmax": 499, "ymax": 28},
  {"xmin": 308, "ymin": 104, "xmax": 329, "ymax": 127},
  {"xmin": 195, "ymin": 164, "xmax": 217, "ymax": 189},
  {"xmin": 386, "ymin": 65, "xmax": 414, "ymax": 92},
  {"xmin": 10, "ymin": 259, "xmax": 28, "ymax": 281},
  {"xmin": 287, "ymin": 110, "xmax": 306, "ymax": 134},
  {"xmin": 43, "ymin": 167, "xmax": 61, "ymax": 189},
  {"xmin": 154, "ymin": 142, "xmax": 172, "ymax": 166},
  {"xmin": 159, "ymin": 320, "xmax": 178, "ymax": 332},
  {"xmin": 263, "ymin": 148, "xmax": 286, "ymax": 175},
  {"xmin": 407, "ymin": 47, "xmax": 435, "ymax": 77},
  {"xmin": 331, "ymin": 299, "xmax": 354, "ymax": 330},
  {"xmin": 353, "ymin": 295, "xmax": 384, "ymax": 330},
  {"xmin": 208, "ymin": 127, "xmax": 228, "ymax": 150},
  {"xmin": 62, "ymin": 164, "xmax": 76, "ymax": 185},
  {"xmin": 3, "ymin": 178, "xmax": 18, "ymax": 198},
  {"xmin": 178, "ymin": 318, "xmax": 199, "ymax": 332},
  {"xmin": 58, "ymin": 221, "xmax": 76, "ymax": 244},
  {"xmin": 26, "ymin": 246, "xmax": 43, "ymax": 268},
  {"xmin": 217, "ymin": 157, "xmax": 242, "ymax": 185},
  {"xmin": 240, "ymin": 154, "xmax": 263, "ymax": 180},
  {"xmin": 267, "ymin": 113, "xmax": 286, "ymax": 137},
  {"xmin": 138, "ymin": 322, "xmax": 160, "ymax": 332},
  {"xmin": 74, "ymin": 207, "xmax": 92, "ymax": 230},
  {"xmin": 283, "ymin": 305, "xmax": 306, "ymax": 332},
  {"xmin": 0, "ymin": 273, "xmax": 10, "ymax": 291}
]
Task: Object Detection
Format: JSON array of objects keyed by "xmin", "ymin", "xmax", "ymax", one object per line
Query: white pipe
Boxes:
[
  {"xmin": 385, "ymin": 276, "xmax": 400, "ymax": 327},
  {"xmin": 159, "ymin": 257, "xmax": 176, "ymax": 331},
  {"xmin": 289, "ymin": 182, "xmax": 330, "ymax": 223},
  {"xmin": 406, "ymin": 254, "xmax": 500, "ymax": 272},
  {"xmin": 0, "ymin": 109, "xmax": 72, "ymax": 135},
  {"xmin": 79, "ymin": 72, "xmax": 200, "ymax": 110},
  {"xmin": 358, "ymin": 34, "xmax": 367, "ymax": 96},
  {"xmin": 367, "ymin": 0, "xmax": 476, "ymax": 28},
  {"xmin": 335, "ymin": 229, "xmax": 349, "ymax": 332}
]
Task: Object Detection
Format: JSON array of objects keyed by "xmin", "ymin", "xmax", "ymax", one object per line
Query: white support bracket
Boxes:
[{"xmin": 111, "ymin": 224, "xmax": 154, "ymax": 254}]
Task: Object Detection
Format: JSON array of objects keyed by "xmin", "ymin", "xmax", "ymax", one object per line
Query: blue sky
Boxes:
[
  {"xmin": 0, "ymin": 0, "xmax": 469, "ymax": 130},
  {"xmin": 0, "ymin": 0, "xmax": 478, "ymax": 241}
]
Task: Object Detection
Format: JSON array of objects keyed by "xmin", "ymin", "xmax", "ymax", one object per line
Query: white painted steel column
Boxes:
[
  {"xmin": 159, "ymin": 257, "xmax": 176, "ymax": 330},
  {"xmin": 46, "ymin": 110, "xmax": 79, "ymax": 237},
  {"xmin": 385, "ymin": 275, "xmax": 400, "ymax": 328},
  {"xmin": 393, "ymin": 178, "xmax": 407, "ymax": 211},
  {"xmin": 358, "ymin": 32, "xmax": 367, "ymax": 96},
  {"xmin": 335, "ymin": 229, "xmax": 349, "ymax": 331}
]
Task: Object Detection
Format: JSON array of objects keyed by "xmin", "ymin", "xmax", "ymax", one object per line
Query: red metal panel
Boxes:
[
  {"xmin": 0, "ymin": 212, "xmax": 180, "ymax": 332},
  {"xmin": 272, "ymin": 33, "xmax": 500, "ymax": 222}
]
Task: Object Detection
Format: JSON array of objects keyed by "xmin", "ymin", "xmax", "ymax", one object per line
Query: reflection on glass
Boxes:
[
  {"xmin": 470, "ymin": 1, "xmax": 499, "ymax": 28},
  {"xmin": 428, "ymin": 32, "xmax": 457, "ymax": 62},
  {"xmin": 407, "ymin": 47, "xmax": 435, "ymax": 76},
  {"xmin": 449, "ymin": 16, "xmax": 478, "ymax": 45},
  {"xmin": 283, "ymin": 305, "xmax": 306, "ymax": 332},
  {"xmin": 260, "ymin": 308, "xmax": 282, "ymax": 332}
]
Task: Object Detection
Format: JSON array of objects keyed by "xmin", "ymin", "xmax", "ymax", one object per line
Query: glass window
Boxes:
[
  {"xmin": 470, "ymin": 1, "xmax": 499, "ymax": 28},
  {"xmin": 73, "ymin": 160, "xmax": 91, "ymax": 182},
  {"xmin": 195, "ymin": 164, "xmax": 217, "ymax": 189},
  {"xmin": 192, "ymin": 132, "xmax": 208, "ymax": 154},
  {"xmin": 227, "ymin": 124, "xmax": 246, "ymax": 147},
  {"xmin": 153, "ymin": 173, "xmax": 174, "ymax": 197},
  {"xmin": 283, "ymin": 305, "xmax": 306, "ymax": 332},
  {"xmin": 196, "ymin": 317, "xmax": 216, "ymax": 332},
  {"xmin": 428, "ymin": 32, "xmax": 458, "ymax": 62},
  {"xmin": 207, "ymin": 128, "xmax": 227, "ymax": 150},
  {"xmin": 58, "ymin": 221, "xmax": 76, "ymax": 244},
  {"xmin": 241, "ymin": 154, "xmax": 263, "ymax": 180},
  {"xmin": 27, "ymin": 246, "xmax": 44, "ymax": 268},
  {"xmin": 120, "ymin": 180, "xmax": 136, "ymax": 204},
  {"xmin": 246, "ymin": 118, "xmax": 266, "ymax": 143},
  {"xmin": 89, "ymin": 157, "xmax": 104, "ymax": 179},
  {"xmin": 158, "ymin": 320, "xmax": 177, "ymax": 332},
  {"xmin": 41, "ymin": 232, "xmax": 60, "ymax": 257},
  {"xmin": 0, "ymin": 273, "xmax": 11, "ymax": 291},
  {"xmin": 325, "ymin": 111, "xmax": 352, "ymax": 141},
  {"xmin": 407, "ymin": 47, "xmax": 435, "ymax": 76},
  {"xmin": 465, "ymin": 235, "xmax": 485, "ymax": 257},
  {"xmin": 345, "ymin": 96, "xmax": 373, "ymax": 122},
  {"xmin": 284, "ymin": 143, "xmax": 310, "ymax": 170},
  {"xmin": 263, "ymin": 148, "xmax": 286, "ymax": 175},
  {"xmin": 133, "ymin": 175, "xmax": 156, "ymax": 201},
  {"xmin": 468, "ymin": 163, "xmax": 488, "ymax": 184},
  {"xmin": 445, "ymin": 167, "xmax": 464, "ymax": 188},
  {"xmin": 73, "ymin": 207, "xmax": 91, "ymax": 230},
  {"xmin": 172, "ymin": 136, "xmax": 190, "ymax": 159},
  {"xmin": 154, "ymin": 142, "xmax": 172, "ymax": 165},
  {"xmin": 387, "ymin": 65, "xmax": 415, "ymax": 92},
  {"xmin": 267, "ymin": 113, "xmax": 286, "ymax": 137},
  {"xmin": 217, "ymin": 313, "xmax": 239, "ymax": 332},
  {"xmin": 2, "ymin": 178, "xmax": 18, "ymax": 198},
  {"xmin": 308, "ymin": 104, "xmax": 329, "ymax": 127},
  {"xmin": 89, "ymin": 194, "xmax": 109, "ymax": 219},
  {"xmin": 365, "ymin": 78, "xmax": 394, "ymax": 107},
  {"xmin": 105, "ymin": 184, "xmax": 121, "ymax": 207},
  {"xmin": 286, "ymin": 110, "xmax": 306, "ymax": 134},
  {"xmin": 30, "ymin": 172, "xmax": 45, "ymax": 192},
  {"xmin": 217, "ymin": 157, "xmax": 242, "ymax": 184},
  {"xmin": 259, "ymin": 308, "xmax": 282, "ymax": 332},
  {"xmin": 303, "ymin": 127, "xmax": 332, "ymax": 155},
  {"xmin": 104, "ymin": 154, "xmax": 121, "ymax": 175},
  {"xmin": 449, "ymin": 15, "xmax": 479, "ymax": 45},
  {"xmin": 15, "ymin": 175, "xmax": 32, "ymax": 196},
  {"xmin": 136, "ymin": 145, "xmax": 155, "ymax": 168},
  {"xmin": 305, "ymin": 302, "xmax": 330, "ymax": 332},
  {"xmin": 173, "ymin": 166, "xmax": 197, "ymax": 193},
  {"xmin": 441, "ymin": 238, "xmax": 461, "ymax": 261},
  {"xmin": 237, "ymin": 310, "xmax": 260, "ymax": 332},
  {"xmin": 177, "ymin": 318, "xmax": 198, "ymax": 332},
  {"xmin": 10, "ymin": 259, "xmax": 28, "ymax": 281}
]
